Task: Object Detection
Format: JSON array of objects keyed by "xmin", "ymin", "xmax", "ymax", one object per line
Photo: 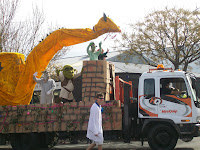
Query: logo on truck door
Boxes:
[
  {"xmin": 139, "ymin": 95, "xmax": 192, "ymax": 117},
  {"xmin": 149, "ymin": 97, "xmax": 163, "ymax": 105},
  {"xmin": 139, "ymin": 95, "xmax": 158, "ymax": 117}
]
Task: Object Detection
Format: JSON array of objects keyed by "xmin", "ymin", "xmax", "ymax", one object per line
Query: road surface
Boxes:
[{"xmin": 0, "ymin": 138, "xmax": 198, "ymax": 150}]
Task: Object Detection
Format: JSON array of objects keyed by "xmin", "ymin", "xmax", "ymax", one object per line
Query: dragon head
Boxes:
[{"xmin": 93, "ymin": 13, "xmax": 121, "ymax": 33}]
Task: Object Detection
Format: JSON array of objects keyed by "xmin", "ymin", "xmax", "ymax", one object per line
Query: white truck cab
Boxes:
[{"xmin": 137, "ymin": 65, "xmax": 200, "ymax": 150}]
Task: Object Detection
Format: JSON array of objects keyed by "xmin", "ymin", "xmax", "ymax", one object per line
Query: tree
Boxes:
[
  {"xmin": 0, "ymin": 0, "xmax": 70, "ymax": 60},
  {"xmin": 116, "ymin": 7, "xmax": 200, "ymax": 71}
]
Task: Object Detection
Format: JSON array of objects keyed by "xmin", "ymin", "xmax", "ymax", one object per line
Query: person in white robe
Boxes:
[
  {"xmin": 33, "ymin": 71, "xmax": 56, "ymax": 104},
  {"xmin": 86, "ymin": 93, "xmax": 104, "ymax": 150}
]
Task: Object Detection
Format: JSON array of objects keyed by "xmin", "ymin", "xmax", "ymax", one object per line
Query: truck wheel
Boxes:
[
  {"xmin": 10, "ymin": 133, "xmax": 40, "ymax": 150},
  {"xmin": 181, "ymin": 135, "xmax": 193, "ymax": 142},
  {"xmin": 40, "ymin": 132, "xmax": 59, "ymax": 149},
  {"xmin": 147, "ymin": 124, "xmax": 178, "ymax": 150}
]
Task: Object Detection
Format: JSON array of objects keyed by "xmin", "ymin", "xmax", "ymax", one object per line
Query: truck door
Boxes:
[
  {"xmin": 139, "ymin": 78, "xmax": 159, "ymax": 117},
  {"xmin": 159, "ymin": 77, "xmax": 192, "ymax": 120}
]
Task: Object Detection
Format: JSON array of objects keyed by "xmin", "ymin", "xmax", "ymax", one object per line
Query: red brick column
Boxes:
[{"xmin": 82, "ymin": 60, "xmax": 115, "ymax": 102}]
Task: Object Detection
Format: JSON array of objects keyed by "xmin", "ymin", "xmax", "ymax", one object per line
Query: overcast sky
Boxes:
[{"xmin": 16, "ymin": 0, "xmax": 200, "ymax": 57}]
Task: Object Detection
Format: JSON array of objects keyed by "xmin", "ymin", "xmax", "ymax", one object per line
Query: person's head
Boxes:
[
  {"xmin": 96, "ymin": 92, "xmax": 104, "ymax": 104},
  {"xmin": 62, "ymin": 65, "xmax": 75, "ymax": 79},
  {"xmin": 42, "ymin": 71, "xmax": 49, "ymax": 81},
  {"xmin": 163, "ymin": 80, "xmax": 170, "ymax": 88}
]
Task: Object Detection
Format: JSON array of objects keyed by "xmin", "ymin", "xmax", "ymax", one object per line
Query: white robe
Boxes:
[
  {"xmin": 86, "ymin": 103, "xmax": 104, "ymax": 144},
  {"xmin": 33, "ymin": 77, "xmax": 56, "ymax": 104},
  {"xmin": 58, "ymin": 71, "xmax": 74, "ymax": 100}
]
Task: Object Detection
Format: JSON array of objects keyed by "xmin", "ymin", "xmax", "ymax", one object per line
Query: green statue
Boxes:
[{"xmin": 87, "ymin": 41, "xmax": 102, "ymax": 60}]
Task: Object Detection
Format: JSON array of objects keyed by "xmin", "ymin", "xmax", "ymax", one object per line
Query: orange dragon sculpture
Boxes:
[{"xmin": 0, "ymin": 14, "xmax": 120, "ymax": 105}]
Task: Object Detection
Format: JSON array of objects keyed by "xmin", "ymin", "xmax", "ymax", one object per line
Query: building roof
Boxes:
[{"xmin": 56, "ymin": 50, "xmax": 157, "ymax": 73}]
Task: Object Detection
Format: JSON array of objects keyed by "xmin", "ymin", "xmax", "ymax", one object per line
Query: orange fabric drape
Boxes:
[{"xmin": 0, "ymin": 16, "xmax": 120, "ymax": 105}]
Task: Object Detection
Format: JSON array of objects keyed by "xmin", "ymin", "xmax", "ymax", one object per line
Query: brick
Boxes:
[
  {"xmin": 91, "ymin": 87, "xmax": 104, "ymax": 92},
  {"xmin": 90, "ymin": 93, "xmax": 96, "ymax": 98},
  {"xmin": 16, "ymin": 124, "xmax": 23, "ymax": 133},
  {"xmin": 113, "ymin": 100, "xmax": 121, "ymax": 107},
  {"xmin": 61, "ymin": 122, "xmax": 66, "ymax": 131},
  {"xmin": 103, "ymin": 122, "xmax": 112, "ymax": 130},
  {"xmin": 96, "ymin": 66, "xmax": 104, "ymax": 72},
  {"xmin": 88, "ymin": 66, "xmax": 97, "ymax": 72},
  {"xmin": 70, "ymin": 114, "xmax": 77, "ymax": 120},
  {"xmin": 0, "ymin": 112, "xmax": 7, "ymax": 117},
  {"xmin": 81, "ymin": 88, "xmax": 86, "ymax": 94},
  {"xmin": 9, "ymin": 124, "xmax": 15, "ymax": 133},
  {"xmin": 112, "ymin": 108, "xmax": 121, "ymax": 113},
  {"xmin": 90, "ymin": 99, "xmax": 96, "ymax": 103},
  {"xmin": 18, "ymin": 116, "xmax": 26, "ymax": 122},
  {"xmin": 86, "ymin": 87, "xmax": 92, "ymax": 92},
  {"xmin": 80, "ymin": 109, "xmax": 88, "ymax": 114},
  {"xmin": 82, "ymin": 73, "xmax": 87, "ymax": 78},
  {"xmin": 83, "ymin": 61, "xmax": 87, "ymax": 66},
  {"xmin": 92, "ymin": 78, "xmax": 104, "ymax": 83},
  {"xmin": 80, "ymin": 123, "xmax": 88, "ymax": 130},
  {"xmin": 84, "ymin": 92, "xmax": 91, "ymax": 97},
  {"xmin": 42, "ymin": 104, "xmax": 48, "ymax": 109},
  {"xmin": 49, "ymin": 114, "xmax": 57, "ymax": 120},
  {"xmin": 35, "ymin": 114, "xmax": 43, "ymax": 122},
  {"xmin": 63, "ymin": 114, "xmax": 71, "ymax": 121},
  {"xmin": 96, "ymin": 83, "xmax": 106, "ymax": 88},
  {"xmin": 38, "ymin": 123, "xmax": 46, "ymax": 132},
  {"xmin": 26, "ymin": 115, "xmax": 34, "ymax": 122},
  {"xmin": 70, "ymin": 102, "xmax": 78, "ymax": 108},
  {"xmin": 78, "ymin": 101, "xmax": 85, "ymax": 107},
  {"xmin": 97, "ymin": 60, "xmax": 106, "ymax": 66},
  {"xmin": 111, "ymin": 113, "xmax": 117, "ymax": 121},
  {"xmin": 74, "ymin": 108, "xmax": 81, "ymax": 114},
  {"xmin": 82, "ymin": 97, "xmax": 89, "ymax": 102},
  {"xmin": 7, "ymin": 111, "xmax": 13, "ymax": 116},
  {"xmin": 84, "ymin": 99, "xmax": 92, "ymax": 105},
  {"xmin": 82, "ymin": 78, "xmax": 92, "ymax": 83},
  {"xmin": 86, "ymin": 61, "xmax": 97, "ymax": 65},
  {"xmin": 66, "ymin": 108, "xmax": 73, "ymax": 114},
  {"xmin": 63, "ymin": 102, "xmax": 70, "ymax": 108},
  {"xmin": 11, "ymin": 106, "xmax": 17, "ymax": 111},
  {"xmin": 53, "ymin": 122, "xmax": 59, "ymax": 131},
  {"xmin": 27, "ymin": 105, "xmax": 34, "ymax": 110},
  {"xmin": 82, "ymin": 66, "xmax": 87, "ymax": 72},
  {"xmin": 112, "ymin": 120, "xmax": 122, "ymax": 130},
  {"xmin": 85, "ymin": 115, "xmax": 89, "ymax": 121},
  {"xmin": 117, "ymin": 113, "xmax": 122, "ymax": 122},
  {"xmin": 0, "ymin": 106, "xmax": 3, "ymax": 112},
  {"xmin": 82, "ymin": 83, "xmax": 91, "ymax": 87},
  {"xmin": 17, "ymin": 105, "xmax": 26, "ymax": 110},
  {"xmin": 73, "ymin": 123, "xmax": 80, "ymax": 131},
  {"xmin": 47, "ymin": 122, "xmax": 53, "ymax": 132},
  {"xmin": 66, "ymin": 121, "xmax": 74, "ymax": 131}
]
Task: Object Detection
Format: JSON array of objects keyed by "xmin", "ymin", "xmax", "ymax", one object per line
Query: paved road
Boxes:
[{"xmin": 0, "ymin": 138, "xmax": 199, "ymax": 150}]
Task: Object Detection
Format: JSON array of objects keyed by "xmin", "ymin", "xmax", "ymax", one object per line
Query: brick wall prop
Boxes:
[
  {"xmin": 0, "ymin": 100, "xmax": 122, "ymax": 133},
  {"xmin": 82, "ymin": 60, "xmax": 115, "ymax": 102}
]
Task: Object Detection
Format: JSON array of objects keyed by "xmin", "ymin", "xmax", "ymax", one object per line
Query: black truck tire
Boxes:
[
  {"xmin": 39, "ymin": 132, "xmax": 59, "ymax": 149},
  {"xmin": 10, "ymin": 133, "xmax": 40, "ymax": 150},
  {"xmin": 147, "ymin": 124, "xmax": 178, "ymax": 150}
]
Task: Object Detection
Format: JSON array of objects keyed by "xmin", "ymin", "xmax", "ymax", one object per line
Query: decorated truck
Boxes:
[
  {"xmin": 1, "ymin": 14, "xmax": 200, "ymax": 150},
  {"xmin": 1, "ymin": 59, "xmax": 200, "ymax": 150}
]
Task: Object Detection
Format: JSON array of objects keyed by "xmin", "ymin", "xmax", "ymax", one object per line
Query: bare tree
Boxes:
[
  {"xmin": 0, "ymin": 0, "xmax": 71, "ymax": 61},
  {"xmin": 116, "ymin": 7, "xmax": 200, "ymax": 71},
  {"xmin": 0, "ymin": 0, "xmax": 19, "ymax": 52}
]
